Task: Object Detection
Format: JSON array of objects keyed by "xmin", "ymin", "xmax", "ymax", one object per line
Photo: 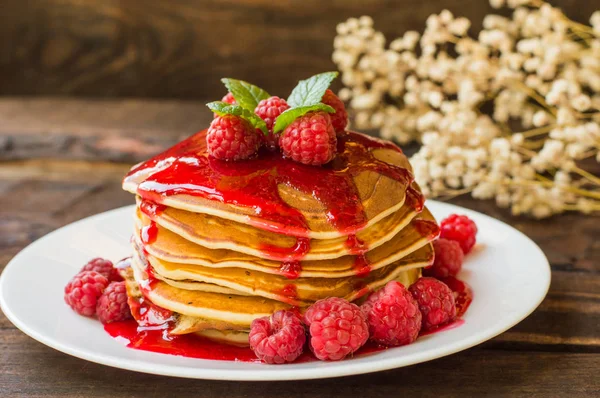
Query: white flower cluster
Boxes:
[{"xmin": 333, "ymin": 0, "xmax": 600, "ymax": 218}]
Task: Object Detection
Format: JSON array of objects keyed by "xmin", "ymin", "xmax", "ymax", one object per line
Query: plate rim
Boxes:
[{"xmin": 0, "ymin": 201, "xmax": 551, "ymax": 381}]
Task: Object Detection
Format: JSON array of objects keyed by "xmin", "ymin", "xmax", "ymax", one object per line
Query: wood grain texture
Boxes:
[
  {"xmin": 0, "ymin": 98, "xmax": 599, "ymax": 396},
  {"xmin": 0, "ymin": 0, "xmax": 597, "ymax": 98}
]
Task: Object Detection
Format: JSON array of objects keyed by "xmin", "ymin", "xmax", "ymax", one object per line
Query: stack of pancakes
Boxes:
[{"xmin": 121, "ymin": 130, "xmax": 439, "ymax": 346}]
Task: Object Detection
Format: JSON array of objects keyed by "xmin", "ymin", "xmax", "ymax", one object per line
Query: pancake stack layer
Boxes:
[{"xmin": 122, "ymin": 130, "xmax": 439, "ymax": 345}]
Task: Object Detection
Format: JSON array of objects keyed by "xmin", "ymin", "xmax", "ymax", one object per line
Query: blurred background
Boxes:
[{"xmin": 0, "ymin": 0, "xmax": 594, "ymax": 100}]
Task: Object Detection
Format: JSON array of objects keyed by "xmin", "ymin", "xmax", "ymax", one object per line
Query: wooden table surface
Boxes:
[
  {"xmin": 1, "ymin": 0, "xmax": 595, "ymax": 99},
  {"xmin": 1, "ymin": 98, "xmax": 599, "ymax": 397}
]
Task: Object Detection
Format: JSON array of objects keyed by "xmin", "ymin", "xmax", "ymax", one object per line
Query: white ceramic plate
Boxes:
[{"xmin": 0, "ymin": 201, "xmax": 550, "ymax": 380}]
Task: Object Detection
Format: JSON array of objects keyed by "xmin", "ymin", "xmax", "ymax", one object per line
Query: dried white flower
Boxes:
[
  {"xmin": 572, "ymin": 94, "xmax": 592, "ymax": 112},
  {"xmin": 532, "ymin": 111, "xmax": 550, "ymax": 127},
  {"xmin": 333, "ymin": 1, "xmax": 600, "ymax": 218},
  {"xmin": 490, "ymin": 0, "xmax": 505, "ymax": 9}
]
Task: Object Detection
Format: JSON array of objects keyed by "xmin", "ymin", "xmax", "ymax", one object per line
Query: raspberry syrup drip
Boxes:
[
  {"xmin": 413, "ymin": 219, "xmax": 441, "ymax": 240},
  {"xmin": 404, "ymin": 185, "xmax": 425, "ymax": 213},
  {"xmin": 440, "ymin": 276, "xmax": 473, "ymax": 318},
  {"xmin": 140, "ymin": 222, "xmax": 158, "ymax": 245},
  {"xmin": 144, "ymin": 261, "xmax": 158, "ymax": 283},
  {"xmin": 353, "ymin": 255, "xmax": 372, "ymax": 278},
  {"xmin": 277, "ymin": 284, "xmax": 298, "ymax": 304},
  {"xmin": 345, "ymin": 234, "xmax": 368, "ymax": 254},
  {"xmin": 139, "ymin": 200, "xmax": 166, "ymax": 218},
  {"xmin": 123, "ymin": 255, "xmax": 173, "ymax": 329},
  {"xmin": 353, "ymin": 282, "xmax": 371, "ymax": 300},
  {"xmin": 128, "ymin": 296, "xmax": 174, "ymax": 329},
  {"xmin": 278, "ymin": 261, "xmax": 302, "ymax": 279},
  {"xmin": 258, "ymin": 237, "xmax": 310, "ymax": 261},
  {"xmin": 134, "ymin": 247, "xmax": 159, "ymax": 296},
  {"xmin": 127, "ymin": 131, "xmax": 414, "ymax": 240}
]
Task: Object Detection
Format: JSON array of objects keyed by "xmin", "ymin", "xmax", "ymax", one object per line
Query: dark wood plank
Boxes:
[
  {"xmin": 0, "ymin": 0, "xmax": 596, "ymax": 98},
  {"xmin": 0, "ymin": 98, "xmax": 206, "ymax": 162},
  {"xmin": 1, "ymin": 310, "xmax": 600, "ymax": 398},
  {"xmin": 1, "ymin": 327, "xmax": 599, "ymax": 398}
]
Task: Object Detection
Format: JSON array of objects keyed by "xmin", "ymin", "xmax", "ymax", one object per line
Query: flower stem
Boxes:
[
  {"xmin": 571, "ymin": 166, "xmax": 600, "ymax": 186},
  {"xmin": 436, "ymin": 187, "xmax": 474, "ymax": 201},
  {"xmin": 508, "ymin": 80, "xmax": 557, "ymax": 116},
  {"xmin": 562, "ymin": 204, "xmax": 600, "ymax": 211},
  {"xmin": 500, "ymin": 178, "xmax": 600, "ymax": 200},
  {"xmin": 520, "ymin": 139, "xmax": 546, "ymax": 150},
  {"xmin": 514, "ymin": 146, "xmax": 538, "ymax": 158},
  {"xmin": 518, "ymin": 124, "xmax": 555, "ymax": 138}
]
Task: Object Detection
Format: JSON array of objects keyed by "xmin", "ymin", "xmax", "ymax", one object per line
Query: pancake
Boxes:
[
  {"xmin": 126, "ymin": 245, "xmax": 425, "ymax": 337},
  {"xmin": 136, "ymin": 195, "xmax": 421, "ymax": 261},
  {"xmin": 141, "ymin": 241, "xmax": 430, "ymax": 305},
  {"xmin": 123, "ymin": 131, "xmax": 419, "ymax": 239},
  {"xmin": 120, "ymin": 265, "xmax": 251, "ymax": 343},
  {"xmin": 154, "ymin": 276, "xmax": 251, "ymax": 296},
  {"xmin": 130, "ymin": 253, "xmax": 290, "ymax": 328},
  {"xmin": 136, "ymin": 206, "xmax": 439, "ymax": 278},
  {"xmin": 195, "ymin": 330, "xmax": 250, "ymax": 347}
]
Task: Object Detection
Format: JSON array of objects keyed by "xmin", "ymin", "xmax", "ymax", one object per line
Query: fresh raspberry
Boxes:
[
  {"xmin": 440, "ymin": 214, "xmax": 478, "ymax": 254},
  {"xmin": 222, "ymin": 92, "xmax": 236, "ymax": 104},
  {"xmin": 361, "ymin": 281, "xmax": 421, "ymax": 346},
  {"xmin": 321, "ymin": 89, "xmax": 348, "ymax": 135},
  {"xmin": 249, "ymin": 310, "xmax": 306, "ymax": 364},
  {"xmin": 207, "ymin": 115, "xmax": 260, "ymax": 161},
  {"xmin": 96, "ymin": 281, "xmax": 132, "ymax": 324},
  {"xmin": 409, "ymin": 277, "xmax": 456, "ymax": 331},
  {"xmin": 255, "ymin": 96, "xmax": 290, "ymax": 134},
  {"xmin": 424, "ymin": 239, "xmax": 465, "ymax": 278},
  {"xmin": 64, "ymin": 271, "xmax": 109, "ymax": 317},
  {"xmin": 81, "ymin": 258, "xmax": 122, "ymax": 282},
  {"xmin": 255, "ymin": 96, "xmax": 290, "ymax": 151},
  {"xmin": 279, "ymin": 112, "xmax": 337, "ymax": 166},
  {"xmin": 304, "ymin": 297, "xmax": 368, "ymax": 361}
]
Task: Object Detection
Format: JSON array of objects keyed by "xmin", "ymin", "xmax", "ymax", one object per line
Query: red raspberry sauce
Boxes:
[
  {"xmin": 278, "ymin": 261, "xmax": 302, "ymax": 279},
  {"xmin": 127, "ymin": 131, "xmax": 430, "ymax": 276},
  {"xmin": 140, "ymin": 222, "xmax": 158, "ymax": 245},
  {"xmin": 104, "ymin": 320, "xmax": 390, "ymax": 363},
  {"xmin": 345, "ymin": 234, "xmax": 368, "ymax": 254},
  {"xmin": 104, "ymin": 320, "xmax": 261, "ymax": 362},
  {"xmin": 125, "ymin": 131, "xmax": 416, "ymax": 239},
  {"xmin": 258, "ymin": 237, "xmax": 310, "ymax": 261},
  {"xmin": 353, "ymin": 255, "xmax": 372, "ymax": 278},
  {"xmin": 440, "ymin": 276, "xmax": 473, "ymax": 318},
  {"xmin": 413, "ymin": 219, "xmax": 441, "ymax": 241},
  {"xmin": 105, "ymin": 277, "xmax": 473, "ymax": 363}
]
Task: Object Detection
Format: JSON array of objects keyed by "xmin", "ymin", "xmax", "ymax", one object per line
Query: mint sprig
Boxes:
[
  {"xmin": 221, "ymin": 78, "xmax": 270, "ymax": 111},
  {"xmin": 206, "ymin": 101, "xmax": 268, "ymax": 135},
  {"xmin": 273, "ymin": 104, "xmax": 335, "ymax": 134},
  {"xmin": 287, "ymin": 72, "xmax": 338, "ymax": 108}
]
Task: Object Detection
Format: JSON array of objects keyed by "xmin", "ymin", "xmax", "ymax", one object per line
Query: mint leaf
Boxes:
[
  {"xmin": 206, "ymin": 101, "xmax": 268, "ymax": 135},
  {"xmin": 273, "ymin": 103, "xmax": 335, "ymax": 134},
  {"xmin": 287, "ymin": 72, "xmax": 339, "ymax": 108},
  {"xmin": 221, "ymin": 78, "xmax": 270, "ymax": 111}
]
